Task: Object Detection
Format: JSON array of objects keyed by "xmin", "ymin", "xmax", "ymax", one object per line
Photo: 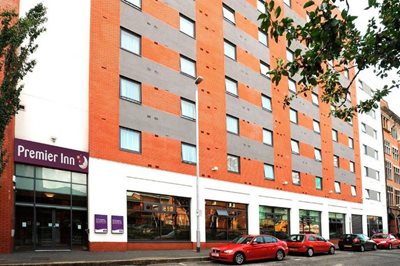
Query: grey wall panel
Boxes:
[
  {"xmin": 292, "ymin": 154, "xmax": 323, "ymax": 177},
  {"xmin": 290, "ymin": 123, "xmax": 321, "ymax": 148},
  {"xmin": 121, "ymin": 4, "xmax": 196, "ymax": 59},
  {"xmin": 333, "ymin": 142, "xmax": 355, "ymax": 161},
  {"xmin": 162, "ymin": 0, "xmax": 195, "ymax": 19},
  {"xmin": 332, "ymin": 117, "xmax": 353, "ymax": 137},
  {"xmin": 224, "ymin": 0, "xmax": 260, "ymax": 26},
  {"xmin": 224, "ymin": 20, "xmax": 270, "ymax": 64},
  {"xmin": 120, "ymin": 100, "xmax": 195, "ymax": 143},
  {"xmin": 227, "ymin": 134, "xmax": 274, "ymax": 164},
  {"xmin": 226, "ymin": 94, "xmax": 273, "ymax": 130},
  {"xmin": 289, "ymin": 97, "xmax": 320, "ymax": 120},
  {"xmin": 334, "ymin": 168, "xmax": 356, "ymax": 185},
  {"xmin": 120, "ymin": 50, "xmax": 196, "ymax": 101},
  {"xmin": 225, "ymin": 57, "xmax": 271, "ymax": 95}
]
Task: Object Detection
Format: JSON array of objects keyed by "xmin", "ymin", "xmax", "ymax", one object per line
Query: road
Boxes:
[{"xmin": 146, "ymin": 249, "xmax": 400, "ymax": 266}]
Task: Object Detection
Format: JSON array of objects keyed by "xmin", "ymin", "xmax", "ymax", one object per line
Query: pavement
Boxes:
[{"xmin": 0, "ymin": 249, "xmax": 210, "ymax": 266}]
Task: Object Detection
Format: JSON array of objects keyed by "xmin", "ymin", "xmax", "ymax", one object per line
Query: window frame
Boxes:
[
  {"xmin": 181, "ymin": 142, "xmax": 197, "ymax": 164},
  {"xmin": 261, "ymin": 94, "xmax": 272, "ymax": 111},
  {"xmin": 263, "ymin": 129, "xmax": 273, "ymax": 146},
  {"xmin": 227, "ymin": 154, "xmax": 240, "ymax": 173},
  {"xmin": 348, "ymin": 137, "xmax": 354, "ymax": 149},
  {"xmin": 351, "ymin": 186, "xmax": 357, "ymax": 197},
  {"xmin": 120, "ymin": 127, "xmax": 141, "ymax": 153},
  {"xmin": 260, "ymin": 60, "xmax": 270, "ymax": 78},
  {"xmin": 179, "ymin": 14, "xmax": 195, "ymax": 38},
  {"xmin": 288, "ymin": 78, "xmax": 297, "ymax": 93},
  {"xmin": 332, "ymin": 129, "xmax": 338, "ymax": 142},
  {"xmin": 333, "ymin": 155, "xmax": 339, "ymax": 168},
  {"xmin": 292, "ymin": 171, "xmax": 300, "ymax": 185},
  {"xmin": 313, "ymin": 120, "xmax": 320, "ymax": 134},
  {"xmin": 123, "ymin": 0, "xmax": 141, "ymax": 10},
  {"xmin": 180, "ymin": 55, "xmax": 196, "ymax": 78},
  {"xmin": 315, "ymin": 176, "xmax": 323, "ymax": 190},
  {"xmin": 224, "ymin": 39, "xmax": 237, "ymax": 60},
  {"xmin": 264, "ymin": 164, "xmax": 275, "ymax": 180},
  {"xmin": 120, "ymin": 28, "xmax": 141, "ymax": 55},
  {"xmin": 180, "ymin": 98, "xmax": 196, "ymax": 120},
  {"xmin": 314, "ymin": 148, "xmax": 322, "ymax": 161},
  {"xmin": 312, "ymin": 92, "xmax": 319, "ymax": 106},
  {"xmin": 225, "ymin": 76, "xmax": 238, "ymax": 96},
  {"xmin": 334, "ymin": 181, "xmax": 341, "ymax": 194},
  {"xmin": 350, "ymin": 161, "xmax": 355, "ymax": 173},
  {"xmin": 290, "ymin": 109, "xmax": 298, "ymax": 124},
  {"xmin": 120, "ymin": 76, "xmax": 141, "ymax": 104},
  {"xmin": 258, "ymin": 29, "xmax": 268, "ymax": 46},
  {"xmin": 222, "ymin": 4, "xmax": 236, "ymax": 24},
  {"xmin": 226, "ymin": 115, "xmax": 239, "ymax": 134},
  {"xmin": 291, "ymin": 139, "xmax": 300, "ymax": 154}
]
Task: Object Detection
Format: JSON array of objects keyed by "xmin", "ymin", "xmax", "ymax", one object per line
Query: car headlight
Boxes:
[{"xmin": 223, "ymin": 250, "xmax": 234, "ymax": 254}]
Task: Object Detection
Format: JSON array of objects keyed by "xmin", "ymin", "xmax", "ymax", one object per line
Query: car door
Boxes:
[
  {"xmin": 248, "ymin": 236, "xmax": 266, "ymax": 260},
  {"xmin": 316, "ymin": 235, "xmax": 329, "ymax": 252},
  {"xmin": 263, "ymin": 236, "xmax": 279, "ymax": 259},
  {"xmin": 307, "ymin": 234, "xmax": 318, "ymax": 252}
]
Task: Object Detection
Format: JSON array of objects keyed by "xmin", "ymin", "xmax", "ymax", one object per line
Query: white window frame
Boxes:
[
  {"xmin": 227, "ymin": 115, "xmax": 239, "ymax": 134},
  {"xmin": 350, "ymin": 161, "xmax": 355, "ymax": 173},
  {"xmin": 120, "ymin": 76, "xmax": 141, "ymax": 103},
  {"xmin": 224, "ymin": 39, "xmax": 236, "ymax": 60},
  {"xmin": 333, "ymin": 155, "xmax": 339, "ymax": 168},
  {"xmin": 120, "ymin": 127, "xmax": 141, "ymax": 153},
  {"xmin": 314, "ymin": 148, "xmax": 322, "ymax": 161},
  {"xmin": 348, "ymin": 137, "xmax": 353, "ymax": 148},
  {"xmin": 286, "ymin": 48, "xmax": 294, "ymax": 62},
  {"xmin": 179, "ymin": 14, "xmax": 195, "ymax": 38},
  {"xmin": 260, "ymin": 61, "xmax": 270, "ymax": 78},
  {"xmin": 263, "ymin": 129, "xmax": 273, "ymax": 146},
  {"xmin": 181, "ymin": 98, "xmax": 195, "ymax": 120},
  {"xmin": 292, "ymin": 171, "xmax": 300, "ymax": 185},
  {"xmin": 288, "ymin": 79, "xmax": 296, "ymax": 93},
  {"xmin": 261, "ymin": 94, "xmax": 272, "ymax": 111},
  {"xmin": 334, "ymin": 181, "xmax": 341, "ymax": 193},
  {"xmin": 180, "ymin": 55, "xmax": 196, "ymax": 77},
  {"xmin": 264, "ymin": 164, "xmax": 274, "ymax": 180},
  {"xmin": 124, "ymin": 0, "xmax": 141, "ymax": 9},
  {"xmin": 225, "ymin": 77, "xmax": 238, "ymax": 96},
  {"xmin": 312, "ymin": 92, "xmax": 319, "ymax": 106},
  {"xmin": 351, "ymin": 186, "xmax": 357, "ymax": 197},
  {"xmin": 258, "ymin": 29, "xmax": 268, "ymax": 46},
  {"xmin": 223, "ymin": 4, "xmax": 235, "ymax": 24},
  {"xmin": 121, "ymin": 28, "xmax": 141, "ymax": 55},
  {"xmin": 257, "ymin": 0, "xmax": 266, "ymax": 13},
  {"xmin": 291, "ymin": 139, "xmax": 300, "ymax": 154},
  {"xmin": 181, "ymin": 143, "xmax": 197, "ymax": 164},
  {"xmin": 290, "ymin": 109, "xmax": 298, "ymax": 124},
  {"xmin": 313, "ymin": 120, "xmax": 320, "ymax": 133},
  {"xmin": 332, "ymin": 129, "xmax": 338, "ymax": 142}
]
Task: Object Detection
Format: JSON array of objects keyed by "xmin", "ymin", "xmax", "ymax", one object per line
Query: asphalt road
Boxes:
[{"xmin": 147, "ymin": 249, "xmax": 400, "ymax": 266}]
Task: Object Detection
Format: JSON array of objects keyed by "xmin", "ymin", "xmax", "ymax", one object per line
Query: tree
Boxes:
[
  {"xmin": 0, "ymin": 4, "xmax": 47, "ymax": 175},
  {"xmin": 259, "ymin": 0, "xmax": 400, "ymax": 121}
]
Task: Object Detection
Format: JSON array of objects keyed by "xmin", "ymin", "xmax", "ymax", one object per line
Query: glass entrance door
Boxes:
[{"xmin": 36, "ymin": 208, "xmax": 71, "ymax": 250}]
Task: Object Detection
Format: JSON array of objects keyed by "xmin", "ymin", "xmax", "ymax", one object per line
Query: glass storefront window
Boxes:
[
  {"xmin": 367, "ymin": 215, "xmax": 383, "ymax": 236},
  {"xmin": 127, "ymin": 191, "xmax": 191, "ymax": 241},
  {"xmin": 299, "ymin": 209, "xmax": 321, "ymax": 235},
  {"xmin": 36, "ymin": 167, "xmax": 71, "ymax": 183},
  {"xmin": 205, "ymin": 200, "xmax": 247, "ymax": 241},
  {"xmin": 329, "ymin": 212, "xmax": 345, "ymax": 239},
  {"xmin": 259, "ymin": 206, "xmax": 290, "ymax": 240}
]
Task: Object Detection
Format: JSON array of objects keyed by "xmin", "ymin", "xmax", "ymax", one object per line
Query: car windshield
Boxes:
[
  {"xmin": 372, "ymin": 234, "xmax": 387, "ymax": 239},
  {"xmin": 287, "ymin": 235, "xmax": 305, "ymax": 242},
  {"xmin": 233, "ymin": 236, "xmax": 254, "ymax": 244}
]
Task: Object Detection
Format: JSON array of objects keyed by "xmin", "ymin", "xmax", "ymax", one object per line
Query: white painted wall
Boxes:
[
  {"xmin": 16, "ymin": 0, "xmax": 90, "ymax": 151},
  {"xmin": 357, "ymin": 79, "xmax": 388, "ymax": 234}
]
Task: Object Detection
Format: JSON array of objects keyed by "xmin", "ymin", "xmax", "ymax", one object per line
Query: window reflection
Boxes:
[
  {"xmin": 259, "ymin": 206, "xmax": 290, "ymax": 240},
  {"xmin": 299, "ymin": 210, "xmax": 321, "ymax": 235}
]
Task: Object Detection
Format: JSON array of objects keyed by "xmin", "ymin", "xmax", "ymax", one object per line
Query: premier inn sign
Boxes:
[{"xmin": 14, "ymin": 139, "xmax": 89, "ymax": 173}]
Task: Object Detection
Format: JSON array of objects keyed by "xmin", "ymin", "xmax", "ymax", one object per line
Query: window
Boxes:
[
  {"xmin": 351, "ymin": 186, "xmax": 357, "ymax": 196},
  {"xmin": 258, "ymin": 29, "xmax": 268, "ymax": 46},
  {"xmin": 263, "ymin": 129, "xmax": 273, "ymax": 145},
  {"xmin": 290, "ymin": 109, "xmax": 298, "ymax": 124},
  {"xmin": 284, "ymin": 0, "xmax": 291, "ymax": 7},
  {"xmin": 361, "ymin": 123, "xmax": 366, "ymax": 133},
  {"xmin": 224, "ymin": 40, "xmax": 236, "ymax": 60},
  {"xmin": 261, "ymin": 94, "xmax": 272, "ymax": 111},
  {"xmin": 291, "ymin": 139, "xmax": 300, "ymax": 154},
  {"xmin": 334, "ymin": 181, "xmax": 341, "ymax": 193},
  {"xmin": 264, "ymin": 164, "xmax": 274, "ymax": 180},
  {"xmin": 315, "ymin": 176, "xmax": 322, "ymax": 190},
  {"xmin": 180, "ymin": 55, "xmax": 196, "ymax": 77},
  {"xmin": 124, "ymin": 0, "xmax": 141, "ymax": 9},
  {"xmin": 288, "ymin": 79, "xmax": 296, "ymax": 93},
  {"xmin": 392, "ymin": 147, "xmax": 399, "ymax": 161},
  {"xmin": 384, "ymin": 140, "xmax": 391, "ymax": 154},
  {"xmin": 333, "ymin": 155, "xmax": 339, "ymax": 168},
  {"xmin": 374, "ymin": 150, "xmax": 379, "ymax": 160},
  {"xmin": 312, "ymin": 92, "xmax": 319, "ymax": 106},
  {"xmin": 329, "ymin": 213, "xmax": 345, "ymax": 239},
  {"xmin": 365, "ymin": 189, "xmax": 370, "ymax": 199},
  {"xmin": 377, "ymin": 192, "xmax": 381, "ymax": 202},
  {"xmin": 257, "ymin": 0, "xmax": 266, "ymax": 13},
  {"xmin": 180, "ymin": 15, "xmax": 195, "ymax": 37},
  {"xmin": 181, "ymin": 143, "xmax": 196, "ymax": 164},
  {"xmin": 313, "ymin": 120, "xmax": 320, "ymax": 133},
  {"xmin": 348, "ymin": 137, "xmax": 353, "ymax": 149},
  {"xmin": 121, "ymin": 29, "xmax": 141, "ymax": 55},
  {"xmin": 350, "ymin": 161, "xmax": 355, "ymax": 173},
  {"xmin": 225, "ymin": 77, "xmax": 238, "ymax": 96},
  {"xmin": 292, "ymin": 171, "xmax": 300, "ymax": 185},
  {"xmin": 396, "ymin": 189, "xmax": 400, "ymax": 205},
  {"xmin": 222, "ymin": 4, "xmax": 235, "ymax": 24},
  {"xmin": 299, "ymin": 210, "xmax": 321, "ymax": 235},
  {"xmin": 391, "ymin": 126, "xmax": 398, "ymax": 139},
  {"xmin": 259, "ymin": 206, "xmax": 289, "ymax": 239},
  {"xmin": 385, "ymin": 160, "xmax": 392, "ymax": 179},
  {"xmin": 120, "ymin": 77, "xmax": 141, "ymax": 103},
  {"xmin": 227, "ymin": 154, "xmax": 240, "ymax": 173},
  {"xmin": 314, "ymin": 148, "xmax": 322, "ymax": 161},
  {"xmin": 120, "ymin": 127, "xmax": 141, "ymax": 152},
  {"xmin": 394, "ymin": 167, "xmax": 400, "ymax": 184},
  {"xmin": 382, "ymin": 116, "xmax": 389, "ymax": 130},
  {"xmin": 332, "ymin": 129, "xmax": 338, "ymax": 142},
  {"xmin": 226, "ymin": 115, "xmax": 239, "ymax": 134},
  {"xmin": 260, "ymin": 61, "xmax": 270, "ymax": 77},
  {"xmin": 181, "ymin": 98, "xmax": 195, "ymax": 120},
  {"xmin": 286, "ymin": 49, "xmax": 294, "ymax": 62}
]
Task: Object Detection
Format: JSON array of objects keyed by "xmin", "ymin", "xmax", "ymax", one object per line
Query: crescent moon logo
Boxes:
[{"xmin": 78, "ymin": 155, "xmax": 88, "ymax": 169}]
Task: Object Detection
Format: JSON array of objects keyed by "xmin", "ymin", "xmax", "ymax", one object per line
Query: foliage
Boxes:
[
  {"xmin": 259, "ymin": 0, "xmax": 400, "ymax": 121},
  {"xmin": 0, "ymin": 4, "xmax": 46, "ymax": 175}
]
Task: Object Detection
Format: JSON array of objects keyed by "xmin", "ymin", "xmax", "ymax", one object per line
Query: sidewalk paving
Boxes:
[{"xmin": 0, "ymin": 249, "xmax": 210, "ymax": 266}]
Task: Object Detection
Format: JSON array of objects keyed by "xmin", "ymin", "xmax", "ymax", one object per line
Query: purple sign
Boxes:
[
  {"xmin": 111, "ymin": 215, "xmax": 124, "ymax": 234},
  {"xmin": 14, "ymin": 138, "xmax": 89, "ymax": 173},
  {"xmin": 94, "ymin": 214, "xmax": 108, "ymax": 233}
]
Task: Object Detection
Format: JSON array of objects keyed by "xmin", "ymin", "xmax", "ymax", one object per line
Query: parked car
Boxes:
[
  {"xmin": 371, "ymin": 233, "xmax": 400, "ymax": 249},
  {"xmin": 209, "ymin": 234, "xmax": 288, "ymax": 265},
  {"xmin": 338, "ymin": 234, "xmax": 377, "ymax": 252},
  {"xmin": 286, "ymin": 234, "xmax": 335, "ymax": 257}
]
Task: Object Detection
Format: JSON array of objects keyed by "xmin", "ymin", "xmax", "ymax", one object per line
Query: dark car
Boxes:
[
  {"xmin": 338, "ymin": 234, "xmax": 377, "ymax": 252},
  {"xmin": 209, "ymin": 234, "xmax": 288, "ymax": 265},
  {"xmin": 286, "ymin": 234, "xmax": 335, "ymax": 257}
]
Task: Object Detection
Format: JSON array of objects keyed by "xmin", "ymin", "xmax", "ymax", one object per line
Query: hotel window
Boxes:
[
  {"xmin": 288, "ymin": 79, "xmax": 296, "ymax": 93},
  {"xmin": 292, "ymin": 171, "xmax": 300, "ymax": 185},
  {"xmin": 365, "ymin": 189, "xmax": 370, "ymax": 199},
  {"xmin": 257, "ymin": 0, "xmax": 266, "ymax": 13},
  {"xmin": 374, "ymin": 149, "xmax": 378, "ymax": 160},
  {"xmin": 291, "ymin": 139, "xmax": 300, "ymax": 154},
  {"xmin": 222, "ymin": 4, "xmax": 235, "ymax": 24},
  {"xmin": 224, "ymin": 40, "xmax": 236, "ymax": 60},
  {"xmin": 181, "ymin": 98, "xmax": 195, "ymax": 120},
  {"xmin": 121, "ymin": 29, "xmax": 141, "ymax": 55},
  {"xmin": 351, "ymin": 186, "xmax": 357, "ymax": 196},
  {"xmin": 180, "ymin": 55, "xmax": 196, "ymax": 77},
  {"xmin": 284, "ymin": 0, "xmax": 291, "ymax": 7},
  {"xmin": 120, "ymin": 76, "xmax": 141, "ymax": 103},
  {"xmin": 258, "ymin": 29, "xmax": 268, "ymax": 46},
  {"xmin": 286, "ymin": 49, "xmax": 294, "ymax": 62},
  {"xmin": 314, "ymin": 148, "xmax": 322, "ymax": 161},
  {"xmin": 226, "ymin": 115, "xmax": 239, "ymax": 134},
  {"xmin": 264, "ymin": 164, "xmax": 274, "ymax": 180},
  {"xmin": 361, "ymin": 123, "xmax": 366, "ymax": 133},
  {"xmin": 179, "ymin": 14, "xmax": 195, "ymax": 37},
  {"xmin": 391, "ymin": 126, "xmax": 398, "ymax": 139},
  {"xmin": 259, "ymin": 206, "xmax": 290, "ymax": 240},
  {"xmin": 367, "ymin": 216, "xmax": 383, "ymax": 237},
  {"xmin": 312, "ymin": 92, "xmax": 319, "ymax": 106},
  {"xmin": 332, "ymin": 129, "xmax": 338, "ymax": 142},
  {"xmin": 334, "ymin": 181, "xmax": 341, "ymax": 193},
  {"xmin": 350, "ymin": 161, "xmax": 355, "ymax": 173},
  {"xmin": 263, "ymin": 129, "xmax": 273, "ymax": 146},
  {"xmin": 396, "ymin": 189, "xmax": 400, "ymax": 205},
  {"xmin": 290, "ymin": 109, "xmax": 298, "ymax": 124},
  {"xmin": 384, "ymin": 140, "xmax": 391, "ymax": 154},
  {"xmin": 392, "ymin": 147, "xmax": 399, "ymax": 161},
  {"xmin": 181, "ymin": 143, "xmax": 196, "ymax": 164},
  {"xmin": 261, "ymin": 94, "xmax": 272, "ymax": 111},
  {"xmin": 124, "ymin": 0, "xmax": 141, "ymax": 9},
  {"xmin": 227, "ymin": 154, "xmax": 240, "ymax": 173},
  {"xmin": 333, "ymin": 155, "xmax": 339, "ymax": 168},
  {"xmin": 348, "ymin": 137, "xmax": 353, "ymax": 149},
  {"xmin": 225, "ymin": 77, "xmax": 238, "ymax": 96},
  {"xmin": 313, "ymin": 120, "xmax": 320, "ymax": 133},
  {"xmin": 120, "ymin": 127, "xmax": 141, "ymax": 152},
  {"xmin": 260, "ymin": 61, "xmax": 270, "ymax": 78},
  {"xmin": 315, "ymin": 176, "xmax": 322, "ymax": 190},
  {"xmin": 394, "ymin": 167, "xmax": 400, "ymax": 183}
]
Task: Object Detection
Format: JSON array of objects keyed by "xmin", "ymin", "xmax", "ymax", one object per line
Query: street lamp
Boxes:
[{"xmin": 194, "ymin": 76, "xmax": 203, "ymax": 253}]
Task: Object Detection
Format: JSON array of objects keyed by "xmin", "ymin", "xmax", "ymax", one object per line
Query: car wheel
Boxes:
[
  {"xmin": 360, "ymin": 245, "xmax": 365, "ymax": 252},
  {"xmin": 388, "ymin": 244, "xmax": 392, "ymax": 250},
  {"xmin": 276, "ymin": 249, "xmax": 285, "ymax": 261},
  {"xmin": 329, "ymin": 246, "xmax": 335, "ymax": 255},
  {"xmin": 373, "ymin": 244, "xmax": 377, "ymax": 251},
  {"xmin": 307, "ymin": 248, "xmax": 314, "ymax": 257},
  {"xmin": 233, "ymin": 252, "xmax": 245, "ymax": 265}
]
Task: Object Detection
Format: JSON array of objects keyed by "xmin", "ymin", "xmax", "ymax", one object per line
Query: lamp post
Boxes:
[{"xmin": 194, "ymin": 76, "xmax": 203, "ymax": 253}]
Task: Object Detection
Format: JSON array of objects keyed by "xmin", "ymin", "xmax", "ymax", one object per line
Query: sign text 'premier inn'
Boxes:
[{"xmin": 14, "ymin": 139, "xmax": 89, "ymax": 173}]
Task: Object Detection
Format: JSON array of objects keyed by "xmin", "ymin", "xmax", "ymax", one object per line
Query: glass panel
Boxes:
[
  {"xmin": 292, "ymin": 171, "xmax": 300, "ymax": 185},
  {"xmin": 72, "ymin": 210, "xmax": 88, "ymax": 248},
  {"xmin": 36, "ymin": 167, "xmax": 71, "ymax": 182},
  {"xmin": 259, "ymin": 206, "xmax": 289, "ymax": 240},
  {"xmin": 290, "ymin": 109, "xmax": 297, "ymax": 123},
  {"xmin": 260, "ymin": 62, "xmax": 270, "ymax": 77},
  {"xmin": 14, "ymin": 206, "xmax": 34, "ymax": 251},
  {"xmin": 264, "ymin": 164, "xmax": 274, "ymax": 180},
  {"xmin": 180, "ymin": 15, "xmax": 194, "ymax": 37},
  {"xmin": 120, "ymin": 77, "xmax": 141, "ymax": 102},
  {"xmin": 288, "ymin": 79, "xmax": 296, "ymax": 93},
  {"xmin": 35, "ymin": 180, "xmax": 71, "ymax": 194},
  {"xmin": 224, "ymin": 41, "xmax": 236, "ymax": 59},
  {"xmin": 15, "ymin": 164, "xmax": 35, "ymax": 177},
  {"xmin": 16, "ymin": 176, "xmax": 34, "ymax": 190},
  {"xmin": 257, "ymin": 0, "xmax": 266, "ymax": 13},
  {"xmin": 223, "ymin": 5, "xmax": 235, "ymax": 23},
  {"xmin": 299, "ymin": 210, "xmax": 321, "ymax": 235},
  {"xmin": 225, "ymin": 77, "xmax": 238, "ymax": 95},
  {"xmin": 315, "ymin": 177, "xmax": 322, "ymax": 190},
  {"xmin": 180, "ymin": 56, "xmax": 196, "ymax": 77},
  {"xmin": 313, "ymin": 120, "xmax": 320, "ymax": 133},
  {"xmin": 182, "ymin": 144, "xmax": 197, "ymax": 164},
  {"xmin": 72, "ymin": 172, "xmax": 87, "ymax": 184},
  {"xmin": 258, "ymin": 30, "xmax": 267, "ymax": 45},
  {"xmin": 262, "ymin": 95, "xmax": 272, "ymax": 111},
  {"xmin": 263, "ymin": 129, "xmax": 272, "ymax": 145},
  {"xmin": 227, "ymin": 116, "xmax": 238, "ymax": 134},
  {"xmin": 227, "ymin": 155, "xmax": 239, "ymax": 173},
  {"xmin": 125, "ymin": 0, "xmax": 141, "ymax": 8},
  {"xmin": 120, "ymin": 128, "xmax": 140, "ymax": 152},
  {"xmin": 181, "ymin": 99, "xmax": 195, "ymax": 119},
  {"xmin": 121, "ymin": 30, "xmax": 140, "ymax": 54},
  {"xmin": 72, "ymin": 184, "xmax": 87, "ymax": 196}
]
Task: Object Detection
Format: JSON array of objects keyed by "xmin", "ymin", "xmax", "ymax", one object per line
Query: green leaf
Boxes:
[
  {"xmin": 275, "ymin": 6, "xmax": 281, "ymax": 18},
  {"xmin": 304, "ymin": 1, "xmax": 315, "ymax": 9}
]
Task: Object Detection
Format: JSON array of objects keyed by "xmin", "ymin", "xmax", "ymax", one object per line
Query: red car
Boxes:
[
  {"xmin": 286, "ymin": 234, "xmax": 335, "ymax": 257},
  {"xmin": 371, "ymin": 233, "xmax": 400, "ymax": 249},
  {"xmin": 209, "ymin": 234, "xmax": 288, "ymax": 265}
]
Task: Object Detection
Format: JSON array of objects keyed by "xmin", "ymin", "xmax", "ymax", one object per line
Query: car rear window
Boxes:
[{"xmin": 287, "ymin": 235, "xmax": 304, "ymax": 242}]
